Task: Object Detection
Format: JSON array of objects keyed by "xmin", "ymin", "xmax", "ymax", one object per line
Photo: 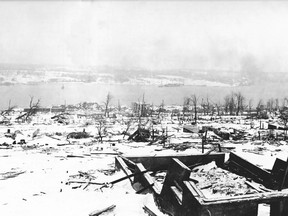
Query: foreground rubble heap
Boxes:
[
  {"xmin": 190, "ymin": 161, "xmax": 257, "ymax": 198},
  {"xmin": 116, "ymin": 153, "xmax": 288, "ymax": 216}
]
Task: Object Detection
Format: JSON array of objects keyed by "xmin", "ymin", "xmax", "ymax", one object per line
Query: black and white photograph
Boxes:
[{"xmin": 1, "ymin": 1, "xmax": 288, "ymax": 215}]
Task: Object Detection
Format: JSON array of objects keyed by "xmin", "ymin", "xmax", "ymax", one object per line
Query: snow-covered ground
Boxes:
[
  {"xmin": 0, "ymin": 113, "xmax": 287, "ymax": 216},
  {"xmin": 0, "ymin": 143, "xmax": 167, "ymax": 216}
]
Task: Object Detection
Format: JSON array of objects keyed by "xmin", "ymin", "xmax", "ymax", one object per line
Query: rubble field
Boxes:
[{"xmin": 1, "ymin": 105, "xmax": 288, "ymax": 216}]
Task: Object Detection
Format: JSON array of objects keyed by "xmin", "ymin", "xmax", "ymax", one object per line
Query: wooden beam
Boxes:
[
  {"xmin": 115, "ymin": 156, "xmax": 133, "ymax": 183},
  {"xmin": 135, "ymin": 163, "xmax": 161, "ymax": 195},
  {"xmin": 125, "ymin": 153, "xmax": 225, "ymax": 171},
  {"xmin": 161, "ymin": 158, "xmax": 191, "ymax": 196},
  {"xmin": 88, "ymin": 204, "xmax": 116, "ymax": 216},
  {"xmin": 143, "ymin": 205, "xmax": 158, "ymax": 216},
  {"xmin": 278, "ymin": 157, "xmax": 288, "ymax": 191},
  {"xmin": 226, "ymin": 152, "xmax": 276, "ymax": 188}
]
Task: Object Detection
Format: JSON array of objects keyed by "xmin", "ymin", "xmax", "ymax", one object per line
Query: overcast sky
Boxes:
[{"xmin": 0, "ymin": 1, "xmax": 288, "ymax": 72}]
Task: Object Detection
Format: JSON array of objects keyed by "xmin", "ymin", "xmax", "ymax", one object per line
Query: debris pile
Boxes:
[
  {"xmin": 3, "ymin": 98, "xmax": 288, "ymax": 216},
  {"xmin": 191, "ymin": 161, "xmax": 258, "ymax": 198},
  {"xmin": 128, "ymin": 128, "xmax": 151, "ymax": 142},
  {"xmin": 67, "ymin": 131, "xmax": 91, "ymax": 139}
]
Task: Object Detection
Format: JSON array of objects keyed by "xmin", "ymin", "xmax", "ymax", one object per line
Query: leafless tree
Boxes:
[
  {"xmin": 256, "ymin": 99, "xmax": 264, "ymax": 117},
  {"xmin": 201, "ymin": 98, "xmax": 207, "ymax": 115},
  {"xmin": 214, "ymin": 100, "xmax": 222, "ymax": 116},
  {"xmin": 123, "ymin": 118, "xmax": 133, "ymax": 138},
  {"xmin": 266, "ymin": 98, "xmax": 274, "ymax": 112},
  {"xmin": 1, "ymin": 99, "xmax": 17, "ymax": 120},
  {"xmin": 275, "ymin": 98, "xmax": 280, "ymax": 111},
  {"xmin": 182, "ymin": 97, "xmax": 190, "ymax": 122},
  {"xmin": 235, "ymin": 92, "xmax": 245, "ymax": 116},
  {"xmin": 228, "ymin": 93, "xmax": 236, "ymax": 115},
  {"xmin": 281, "ymin": 97, "xmax": 288, "ymax": 110},
  {"xmin": 280, "ymin": 108, "xmax": 288, "ymax": 139},
  {"xmin": 104, "ymin": 92, "xmax": 112, "ymax": 117},
  {"xmin": 157, "ymin": 100, "xmax": 165, "ymax": 119},
  {"xmin": 96, "ymin": 119, "xmax": 107, "ymax": 143},
  {"xmin": 149, "ymin": 103, "xmax": 154, "ymax": 117},
  {"xmin": 16, "ymin": 96, "xmax": 40, "ymax": 122},
  {"xmin": 224, "ymin": 95, "xmax": 230, "ymax": 114},
  {"xmin": 190, "ymin": 94, "xmax": 199, "ymax": 124},
  {"xmin": 248, "ymin": 99, "xmax": 253, "ymax": 115},
  {"xmin": 206, "ymin": 97, "xmax": 213, "ymax": 115},
  {"xmin": 200, "ymin": 96, "xmax": 212, "ymax": 116},
  {"xmin": 136, "ymin": 93, "xmax": 147, "ymax": 127},
  {"xmin": 224, "ymin": 92, "xmax": 236, "ymax": 115}
]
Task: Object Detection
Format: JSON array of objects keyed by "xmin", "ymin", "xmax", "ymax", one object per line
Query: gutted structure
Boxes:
[{"xmin": 116, "ymin": 153, "xmax": 288, "ymax": 216}]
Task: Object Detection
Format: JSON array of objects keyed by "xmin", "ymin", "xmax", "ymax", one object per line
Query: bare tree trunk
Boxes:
[
  {"xmin": 104, "ymin": 92, "xmax": 112, "ymax": 118},
  {"xmin": 191, "ymin": 94, "xmax": 198, "ymax": 124},
  {"xmin": 16, "ymin": 96, "xmax": 40, "ymax": 122}
]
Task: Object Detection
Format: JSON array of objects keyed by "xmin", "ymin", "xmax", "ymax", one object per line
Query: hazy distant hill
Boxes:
[{"xmin": 0, "ymin": 64, "xmax": 275, "ymax": 87}]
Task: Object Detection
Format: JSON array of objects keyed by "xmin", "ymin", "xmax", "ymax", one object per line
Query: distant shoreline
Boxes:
[{"xmin": 0, "ymin": 81, "xmax": 284, "ymax": 110}]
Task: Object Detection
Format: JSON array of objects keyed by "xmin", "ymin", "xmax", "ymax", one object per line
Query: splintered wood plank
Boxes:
[
  {"xmin": 89, "ymin": 204, "xmax": 116, "ymax": 216},
  {"xmin": 125, "ymin": 153, "xmax": 225, "ymax": 171},
  {"xmin": 227, "ymin": 152, "xmax": 275, "ymax": 188},
  {"xmin": 135, "ymin": 163, "xmax": 161, "ymax": 194},
  {"xmin": 171, "ymin": 186, "xmax": 183, "ymax": 205},
  {"xmin": 115, "ymin": 156, "xmax": 133, "ymax": 183},
  {"xmin": 161, "ymin": 158, "xmax": 191, "ymax": 194}
]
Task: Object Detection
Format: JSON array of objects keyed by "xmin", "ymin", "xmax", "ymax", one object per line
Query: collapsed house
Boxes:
[{"xmin": 116, "ymin": 152, "xmax": 288, "ymax": 216}]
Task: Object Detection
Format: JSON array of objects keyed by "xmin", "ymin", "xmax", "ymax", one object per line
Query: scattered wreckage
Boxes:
[
  {"xmin": 116, "ymin": 152, "xmax": 288, "ymax": 216},
  {"xmin": 3, "ymin": 103, "xmax": 288, "ymax": 216}
]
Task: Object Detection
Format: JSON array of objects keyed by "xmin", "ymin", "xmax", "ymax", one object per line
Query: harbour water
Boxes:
[{"xmin": 0, "ymin": 81, "xmax": 285, "ymax": 109}]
